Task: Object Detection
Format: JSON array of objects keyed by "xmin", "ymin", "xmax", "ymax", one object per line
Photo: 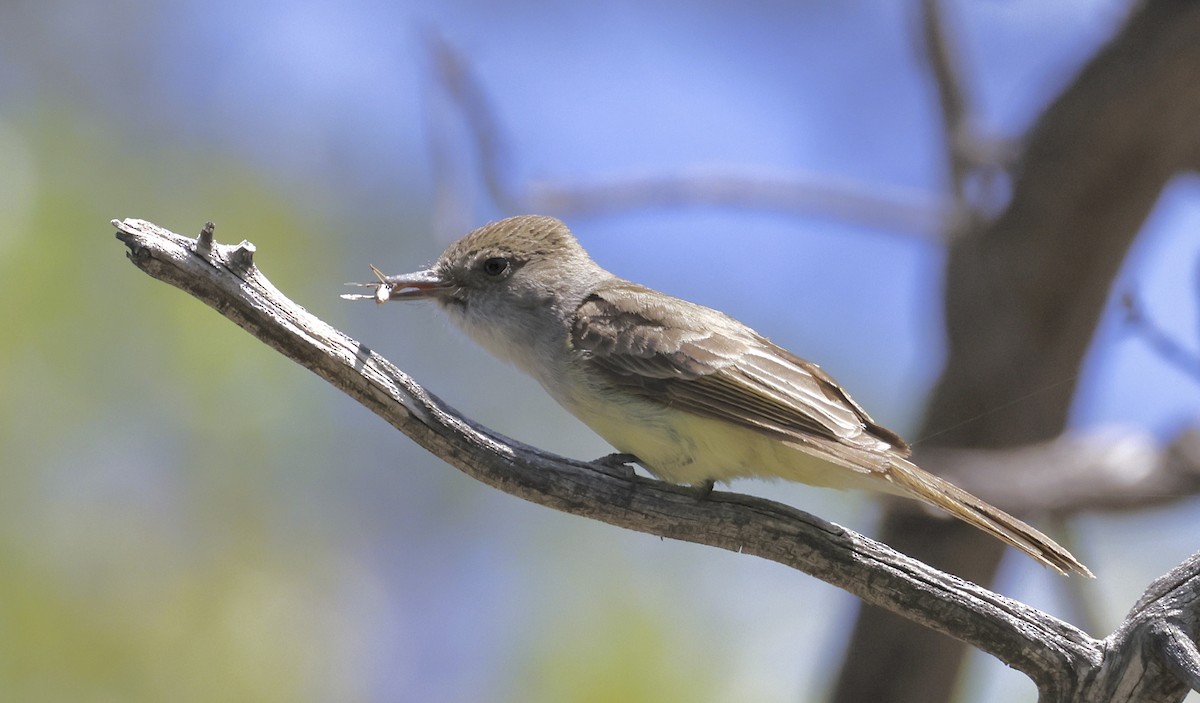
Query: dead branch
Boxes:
[
  {"xmin": 919, "ymin": 427, "xmax": 1200, "ymax": 515},
  {"xmin": 111, "ymin": 216, "xmax": 1198, "ymax": 701},
  {"xmin": 917, "ymin": 0, "xmax": 1016, "ymax": 236},
  {"xmin": 834, "ymin": 0, "xmax": 1200, "ymax": 699},
  {"xmin": 1121, "ymin": 287, "xmax": 1200, "ymax": 384},
  {"xmin": 424, "ymin": 33, "xmax": 951, "ymax": 239}
]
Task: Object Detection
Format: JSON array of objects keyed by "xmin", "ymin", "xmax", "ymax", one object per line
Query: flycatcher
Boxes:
[{"xmin": 347, "ymin": 215, "xmax": 1090, "ymax": 576}]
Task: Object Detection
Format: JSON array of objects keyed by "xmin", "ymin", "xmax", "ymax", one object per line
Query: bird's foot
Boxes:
[
  {"xmin": 590, "ymin": 452, "xmax": 640, "ymax": 479},
  {"xmin": 693, "ymin": 480, "xmax": 716, "ymax": 498}
]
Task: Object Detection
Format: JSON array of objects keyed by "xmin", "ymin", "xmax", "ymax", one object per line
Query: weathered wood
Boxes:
[{"xmin": 111, "ymin": 217, "xmax": 1199, "ymax": 701}]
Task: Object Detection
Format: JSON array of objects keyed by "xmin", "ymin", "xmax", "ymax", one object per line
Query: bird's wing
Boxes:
[{"xmin": 570, "ymin": 283, "xmax": 910, "ymax": 473}]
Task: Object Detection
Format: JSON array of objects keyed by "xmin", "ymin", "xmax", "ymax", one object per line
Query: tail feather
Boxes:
[{"xmin": 886, "ymin": 457, "xmax": 1093, "ymax": 577}]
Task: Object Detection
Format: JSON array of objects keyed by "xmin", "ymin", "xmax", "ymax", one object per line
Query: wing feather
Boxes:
[{"xmin": 570, "ymin": 283, "xmax": 910, "ymax": 467}]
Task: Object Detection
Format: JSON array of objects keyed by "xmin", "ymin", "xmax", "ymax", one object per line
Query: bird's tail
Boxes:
[{"xmin": 886, "ymin": 456, "xmax": 1092, "ymax": 577}]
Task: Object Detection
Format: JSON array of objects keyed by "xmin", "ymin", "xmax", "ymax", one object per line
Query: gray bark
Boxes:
[{"xmin": 111, "ymin": 217, "xmax": 1199, "ymax": 701}]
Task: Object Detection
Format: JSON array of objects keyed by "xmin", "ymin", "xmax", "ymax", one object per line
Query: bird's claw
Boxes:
[{"xmin": 591, "ymin": 452, "xmax": 640, "ymax": 479}]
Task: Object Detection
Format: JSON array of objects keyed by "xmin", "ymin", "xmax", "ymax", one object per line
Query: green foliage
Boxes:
[
  {"xmin": 0, "ymin": 110, "xmax": 362, "ymax": 702},
  {"xmin": 515, "ymin": 603, "xmax": 719, "ymax": 703}
]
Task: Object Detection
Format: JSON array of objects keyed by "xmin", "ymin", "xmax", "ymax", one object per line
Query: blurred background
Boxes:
[{"xmin": 2, "ymin": 0, "xmax": 1199, "ymax": 701}]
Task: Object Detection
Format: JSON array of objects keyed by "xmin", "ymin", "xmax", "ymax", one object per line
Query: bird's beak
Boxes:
[
  {"xmin": 342, "ymin": 265, "xmax": 453, "ymax": 304},
  {"xmin": 378, "ymin": 268, "xmax": 454, "ymax": 300}
]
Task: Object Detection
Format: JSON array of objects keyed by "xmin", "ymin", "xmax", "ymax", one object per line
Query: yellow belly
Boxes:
[{"xmin": 566, "ymin": 391, "xmax": 883, "ymax": 492}]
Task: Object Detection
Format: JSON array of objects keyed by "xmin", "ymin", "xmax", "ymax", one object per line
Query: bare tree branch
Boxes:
[
  {"xmin": 1095, "ymin": 554, "xmax": 1200, "ymax": 700},
  {"xmin": 108, "ymin": 216, "xmax": 1085, "ymax": 676},
  {"xmin": 1121, "ymin": 288, "xmax": 1200, "ymax": 384},
  {"xmin": 918, "ymin": 427, "xmax": 1200, "ymax": 515},
  {"xmin": 916, "ymin": 0, "xmax": 1017, "ymax": 236},
  {"xmin": 111, "ymin": 216, "xmax": 1200, "ymax": 702},
  {"xmin": 424, "ymin": 32, "xmax": 951, "ymax": 239},
  {"xmin": 834, "ymin": 0, "xmax": 1200, "ymax": 699},
  {"xmin": 918, "ymin": 0, "xmax": 973, "ymax": 221}
]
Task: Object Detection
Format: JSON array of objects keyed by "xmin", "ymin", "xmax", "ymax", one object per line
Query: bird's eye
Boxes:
[{"xmin": 481, "ymin": 257, "xmax": 510, "ymax": 277}]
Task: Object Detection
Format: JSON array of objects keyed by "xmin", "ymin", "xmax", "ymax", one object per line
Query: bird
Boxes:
[{"xmin": 347, "ymin": 214, "xmax": 1091, "ymax": 577}]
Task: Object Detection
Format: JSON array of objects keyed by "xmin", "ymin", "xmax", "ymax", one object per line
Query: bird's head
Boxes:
[{"xmin": 361, "ymin": 215, "xmax": 609, "ymax": 367}]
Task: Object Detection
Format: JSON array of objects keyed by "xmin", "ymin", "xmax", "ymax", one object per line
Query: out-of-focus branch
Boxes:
[
  {"xmin": 834, "ymin": 1, "xmax": 1200, "ymax": 701},
  {"xmin": 919, "ymin": 0, "xmax": 971, "ymax": 216},
  {"xmin": 916, "ymin": 427, "xmax": 1200, "ymax": 515},
  {"xmin": 424, "ymin": 32, "xmax": 951, "ymax": 239},
  {"xmin": 917, "ymin": 0, "xmax": 1016, "ymax": 235},
  {"xmin": 1122, "ymin": 287, "xmax": 1200, "ymax": 383}
]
